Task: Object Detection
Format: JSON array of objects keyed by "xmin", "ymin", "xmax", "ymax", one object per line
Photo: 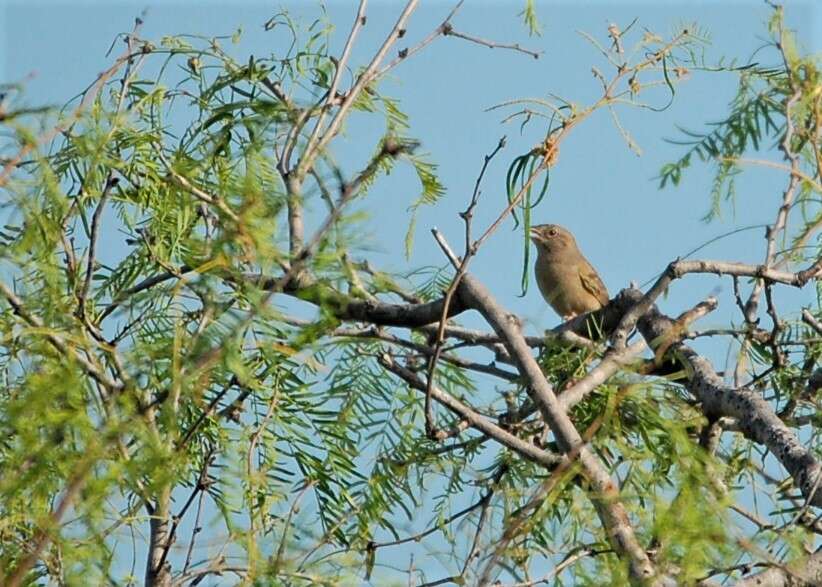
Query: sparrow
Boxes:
[{"xmin": 530, "ymin": 224, "xmax": 609, "ymax": 321}]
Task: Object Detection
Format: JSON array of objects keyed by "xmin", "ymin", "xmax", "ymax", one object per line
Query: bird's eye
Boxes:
[{"xmin": 548, "ymin": 228, "xmax": 558, "ymax": 237}]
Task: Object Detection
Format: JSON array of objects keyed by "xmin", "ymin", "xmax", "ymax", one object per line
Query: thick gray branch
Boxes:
[
  {"xmin": 627, "ymin": 288, "xmax": 822, "ymax": 508},
  {"xmin": 452, "ymin": 273, "xmax": 665, "ymax": 585},
  {"xmin": 146, "ymin": 488, "xmax": 173, "ymax": 587},
  {"xmin": 731, "ymin": 549, "xmax": 822, "ymax": 587}
]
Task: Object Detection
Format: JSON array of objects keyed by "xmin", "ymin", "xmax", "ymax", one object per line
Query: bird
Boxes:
[{"xmin": 530, "ymin": 224, "xmax": 609, "ymax": 321}]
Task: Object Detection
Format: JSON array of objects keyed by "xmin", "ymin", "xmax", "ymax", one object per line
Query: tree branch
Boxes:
[
  {"xmin": 730, "ymin": 548, "xmax": 822, "ymax": 587},
  {"xmin": 612, "ymin": 258, "xmax": 820, "ymax": 348},
  {"xmin": 431, "ymin": 230, "xmax": 663, "ymax": 585},
  {"xmin": 0, "ymin": 281, "xmax": 122, "ymax": 392},
  {"xmin": 802, "ymin": 309, "xmax": 822, "ymax": 335},
  {"xmin": 378, "ymin": 354, "xmax": 560, "ymax": 466},
  {"xmin": 442, "ymin": 24, "xmax": 541, "ymax": 59},
  {"xmin": 629, "ymin": 288, "xmax": 822, "ymax": 508}
]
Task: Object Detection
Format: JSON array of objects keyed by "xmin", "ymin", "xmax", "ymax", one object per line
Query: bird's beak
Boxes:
[{"xmin": 529, "ymin": 227, "xmax": 541, "ymax": 243}]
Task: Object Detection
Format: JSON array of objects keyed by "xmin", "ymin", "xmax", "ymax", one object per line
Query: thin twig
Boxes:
[
  {"xmin": 78, "ymin": 176, "xmax": 119, "ymax": 319},
  {"xmin": 377, "ymin": 0, "xmax": 466, "ymax": 76},
  {"xmin": 300, "ymin": 0, "xmax": 369, "ymax": 168},
  {"xmin": 443, "ymin": 25, "xmax": 541, "ymax": 59},
  {"xmin": 0, "ymin": 43, "xmax": 149, "ymax": 187},
  {"xmin": 3, "ymin": 464, "xmax": 92, "ymax": 587},
  {"xmin": 802, "ymin": 309, "xmax": 822, "ymax": 335},
  {"xmin": 611, "ymin": 257, "xmax": 820, "ymax": 349},
  {"xmin": 478, "ymin": 409, "xmax": 615, "ymax": 584},
  {"xmin": 295, "ymin": 0, "xmax": 420, "ymax": 179},
  {"xmin": 423, "ymin": 136, "xmax": 506, "ymax": 437},
  {"xmin": 371, "ymin": 465, "xmax": 507, "ymax": 551},
  {"xmin": 155, "ymin": 149, "xmax": 240, "ymax": 223},
  {"xmin": 0, "ymin": 281, "xmax": 122, "ymax": 392},
  {"xmin": 379, "ymin": 354, "xmax": 561, "ymax": 468}
]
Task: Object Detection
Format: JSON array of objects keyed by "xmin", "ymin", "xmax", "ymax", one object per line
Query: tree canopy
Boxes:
[{"xmin": 0, "ymin": 2, "xmax": 820, "ymax": 586}]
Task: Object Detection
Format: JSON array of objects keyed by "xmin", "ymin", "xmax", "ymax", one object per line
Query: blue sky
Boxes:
[{"xmin": 2, "ymin": 0, "xmax": 821, "ymax": 583}]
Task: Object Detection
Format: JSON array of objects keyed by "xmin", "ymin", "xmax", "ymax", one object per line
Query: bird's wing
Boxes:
[{"xmin": 578, "ymin": 263, "xmax": 609, "ymax": 307}]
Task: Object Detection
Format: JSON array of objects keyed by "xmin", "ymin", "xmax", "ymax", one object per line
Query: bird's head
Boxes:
[{"xmin": 529, "ymin": 224, "xmax": 577, "ymax": 256}]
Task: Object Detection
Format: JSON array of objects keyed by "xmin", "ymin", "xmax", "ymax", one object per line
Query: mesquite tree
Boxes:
[{"xmin": 0, "ymin": 3, "xmax": 819, "ymax": 586}]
